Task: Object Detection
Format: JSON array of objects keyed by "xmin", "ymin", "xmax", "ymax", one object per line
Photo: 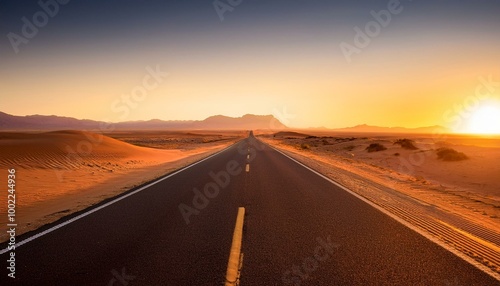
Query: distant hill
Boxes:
[
  {"xmin": 0, "ymin": 112, "xmax": 102, "ymax": 130},
  {"xmin": 0, "ymin": 112, "xmax": 287, "ymax": 131},
  {"xmin": 198, "ymin": 114, "xmax": 284, "ymax": 130},
  {"xmin": 330, "ymin": 124, "xmax": 449, "ymax": 134}
]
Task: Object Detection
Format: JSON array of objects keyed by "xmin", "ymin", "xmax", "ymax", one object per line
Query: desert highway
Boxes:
[{"xmin": 1, "ymin": 134, "xmax": 498, "ymax": 285}]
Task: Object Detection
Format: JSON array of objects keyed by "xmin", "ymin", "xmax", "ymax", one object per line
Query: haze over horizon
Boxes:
[
  {"xmin": 0, "ymin": 110, "xmax": 450, "ymax": 132},
  {"xmin": 1, "ymin": 0, "xmax": 500, "ymax": 133}
]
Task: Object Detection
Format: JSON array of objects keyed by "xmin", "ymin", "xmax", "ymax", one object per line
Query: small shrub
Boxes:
[
  {"xmin": 436, "ymin": 148, "xmax": 468, "ymax": 161},
  {"xmin": 394, "ymin": 153, "xmax": 400, "ymax": 156},
  {"xmin": 366, "ymin": 143, "xmax": 387, "ymax": 152},
  {"xmin": 394, "ymin": 139, "xmax": 418, "ymax": 150},
  {"xmin": 300, "ymin": 143, "xmax": 311, "ymax": 150},
  {"xmin": 344, "ymin": 145, "xmax": 355, "ymax": 151}
]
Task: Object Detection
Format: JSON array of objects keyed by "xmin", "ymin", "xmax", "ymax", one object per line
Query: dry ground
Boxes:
[{"xmin": 0, "ymin": 130, "xmax": 244, "ymax": 241}]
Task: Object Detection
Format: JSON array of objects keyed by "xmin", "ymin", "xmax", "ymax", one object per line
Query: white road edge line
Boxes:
[
  {"xmin": 225, "ymin": 207, "xmax": 245, "ymax": 286},
  {"xmin": 267, "ymin": 142, "xmax": 500, "ymax": 281},
  {"xmin": 0, "ymin": 142, "xmax": 241, "ymax": 255}
]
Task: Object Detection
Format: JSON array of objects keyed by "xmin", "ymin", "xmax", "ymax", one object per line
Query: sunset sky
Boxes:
[{"xmin": 1, "ymin": 0, "xmax": 500, "ymax": 132}]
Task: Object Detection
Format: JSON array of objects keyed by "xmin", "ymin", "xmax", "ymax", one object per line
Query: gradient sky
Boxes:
[{"xmin": 1, "ymin": 0, "xmax": 500, "ymax": 130}]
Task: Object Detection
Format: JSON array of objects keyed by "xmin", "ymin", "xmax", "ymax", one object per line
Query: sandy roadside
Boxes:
[
  {"xmin": 0, "ymin": 131, "xmax": 242, "ymax": 242},
  {"xmin": 259, "ymin": 135, "xmax": 500, "ymax": 272}
]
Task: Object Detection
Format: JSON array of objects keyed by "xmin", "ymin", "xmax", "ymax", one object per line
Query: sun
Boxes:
[{"xmin": 466, "ymin": 104, "xmax": 500, "ymax": 135}]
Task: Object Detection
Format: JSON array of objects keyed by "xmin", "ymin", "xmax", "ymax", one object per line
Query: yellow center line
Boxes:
[
  {"xmin": 225, "ymin": 207, "xmax": 245, "ymax": 286},
  {"xmin": 245, "ymin": 164, "xmax": 250, "ymax": 172}
]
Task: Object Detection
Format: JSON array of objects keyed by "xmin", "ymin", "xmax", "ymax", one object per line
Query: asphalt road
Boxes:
[{"xmin": 1, "ymin": 134, "xmax": 498, "ymax": 285}]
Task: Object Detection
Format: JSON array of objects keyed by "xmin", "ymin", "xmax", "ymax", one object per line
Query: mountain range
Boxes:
[
  {"xmin": 0, "ymin": 111, "xmax": 448, "ymax": 133},
  {"xmin": 0, "ymin": 112, "xmax": 286, "ymax": 131},
  {"xmin": 327, "ymin": 124, "xmax": 449, "ymax": 134}
]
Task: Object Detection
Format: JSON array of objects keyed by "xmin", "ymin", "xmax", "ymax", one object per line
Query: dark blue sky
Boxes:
[
  {"xmin": 2, "ymin": 0, "xmax": 499, "ymax": 55},
  {"xmin": 1, "ymin": 0, "xmax": 500, "ymax": 129}
]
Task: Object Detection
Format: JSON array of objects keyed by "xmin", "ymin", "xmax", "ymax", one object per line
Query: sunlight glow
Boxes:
[{"xmin": 466, "ymin": 103, "xmax": 500, "ymax": 135}]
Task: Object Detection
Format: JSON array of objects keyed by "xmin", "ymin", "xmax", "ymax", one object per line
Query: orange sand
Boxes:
[
  {"xmin": 259, "ymin": 132, "xmax": 500, "ymax": 234},
  {"xmin": 0, "ymin": 131, "xmax": 240, "ymax": 241}
]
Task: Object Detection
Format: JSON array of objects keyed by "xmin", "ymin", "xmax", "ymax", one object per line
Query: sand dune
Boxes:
[
  {"xmin": 0, "ymin": 130, "xmax": 238, "ymax": 241},
  {"xmin": 0, "ymin": 131, "xmax": 182, "ymax": 170}
]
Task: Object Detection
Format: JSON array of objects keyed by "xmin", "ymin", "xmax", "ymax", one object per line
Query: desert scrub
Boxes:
[
  {"xmin": 344, "ymin": 145, "xmax": 355, "ymax": 151},
  {"xmin": 394, "ymin": 139, "xmax": 418, "ymax": 150},
  {"xmin": 436, "ymin": 147, "xmax": 468, "ymax": 161},
  {"xmin": 365, "ymin": 143, "xmax": 387, "ymax": 152},
  {"xmin": 300, "ymin": 143, "xmax": 311, "ymax": 150}
]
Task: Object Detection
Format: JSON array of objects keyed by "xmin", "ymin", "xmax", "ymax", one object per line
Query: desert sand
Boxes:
[
  {"xmin": 259, "ymin": 131, "xmax": 500, "ymax": 271},
  {"xmin": 0, "ymin": 130, "xmax": 243, "ymax": 242}
]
